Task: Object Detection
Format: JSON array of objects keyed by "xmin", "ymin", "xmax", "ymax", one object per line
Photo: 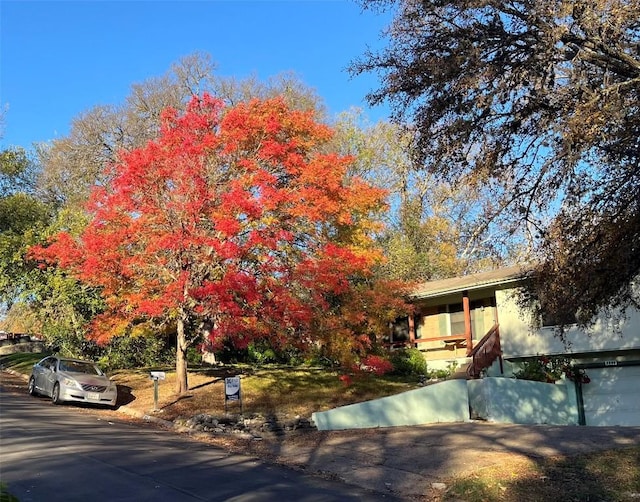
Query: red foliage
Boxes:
[
  {"xmin": 359, "ymin": 354, "xmax": 394, "ymax": 376},
  {"xmin": 339, "ymin": 374, "xmax": 353, "ymax": 387},
  {"xmin": 30, "ymin": 94, "xmax": 405, "ymax": 361}
]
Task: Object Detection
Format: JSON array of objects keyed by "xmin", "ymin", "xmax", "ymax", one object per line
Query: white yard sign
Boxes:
[
  {"xmin": 225, "ymin": 376, "xmax": 241, "ymax": 401},
  {"xmin": 224, "ymin": 376, "xmax": 242, "ymax": 413}
]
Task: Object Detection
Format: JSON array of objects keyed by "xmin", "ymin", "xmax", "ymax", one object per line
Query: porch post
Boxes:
[{"xmin": 463, "ymin": 290, "xmax": 472, "ymax": 354}]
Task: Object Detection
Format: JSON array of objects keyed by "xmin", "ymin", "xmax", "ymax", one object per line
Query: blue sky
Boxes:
[{"xmin": 1, "ymin": 0, "xmax": 393, "ymax": 150}]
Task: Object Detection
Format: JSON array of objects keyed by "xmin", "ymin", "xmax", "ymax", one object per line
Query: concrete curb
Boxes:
[
  {"xmin": 117, "ymin": 404, "xmax": 177, "ymax": 429},
  {"xmin": 4, "ymin": 368, "xmax": 28, "ymax": 381}
]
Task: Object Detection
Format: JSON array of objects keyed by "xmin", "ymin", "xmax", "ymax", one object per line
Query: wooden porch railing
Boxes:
[
  {"xmin": 384, "ymin": 335, "xmax": 467, "ymax": 350},
  {"xmin": 466, "ymin": 323, "xmax": 502, "ymax": 379}
]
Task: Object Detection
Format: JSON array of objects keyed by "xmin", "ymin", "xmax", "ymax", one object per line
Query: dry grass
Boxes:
[
  {"xmin": 443, "ymin": 447, "xmax": 640, "ymax": 501},
  {"xmin": 111, "ymin": 364, "xmax": 419, "ymax": 421}
]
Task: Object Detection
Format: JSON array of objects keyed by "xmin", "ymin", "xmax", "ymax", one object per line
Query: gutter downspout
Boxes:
[{"xmin": 575, "ymin": 378, "xmax": 586, "ymax": 426}]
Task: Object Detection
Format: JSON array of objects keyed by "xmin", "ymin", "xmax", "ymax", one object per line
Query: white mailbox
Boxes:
[{"xmin": 150, "ymin": 371, "xmax": 166, "ymax": 380}]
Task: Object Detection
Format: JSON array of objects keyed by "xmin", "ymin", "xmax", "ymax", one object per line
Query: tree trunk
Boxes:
[{"xmin": 175, "ymin": 317, "xmax": 189, "ymax": 394}]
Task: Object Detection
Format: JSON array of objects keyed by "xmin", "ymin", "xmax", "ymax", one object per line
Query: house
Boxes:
[
  {"xmin": 400, "ymin": 265, "xmax": 640, "ymax": 427},
  {"xmin": 313, "ymin": 266, "xmax": 640, "ymax": 430},
  {"xmin": 390, "ymin": 266, "xmax": 523, "ymax": 376}
]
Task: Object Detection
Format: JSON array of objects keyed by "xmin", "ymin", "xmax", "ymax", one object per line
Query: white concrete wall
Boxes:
[
  {"xmin": 496, "ymin": 289, "xmax": 640, "ymax": 358},
  {"xmin": 311, "ymin": 379, "xmax": 470, "ymax": 431},
  {"xmin": 425, "ymin": 357, "xmax": 469, "ymax": 372},
  {"xmin": 468, "ymin": 377, "xmax": 579, "ymax": 425}
]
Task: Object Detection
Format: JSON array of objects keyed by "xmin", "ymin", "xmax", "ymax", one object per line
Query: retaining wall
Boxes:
[
  {"xmin": 468, "ymin": 377, "xmax": 579, "ymax": 425},
  {"xmin": 312, "ymin": 379, "xmax": 470, "ymax": 431}
]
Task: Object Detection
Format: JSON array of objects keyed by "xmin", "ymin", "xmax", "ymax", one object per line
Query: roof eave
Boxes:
[
  {"xmin": 409, "ymin": 276, "xmax": 525, "ymax": 301},
  {"xmin": 408, "ymin": 266, "xmax": 531, "ymax": 301}
]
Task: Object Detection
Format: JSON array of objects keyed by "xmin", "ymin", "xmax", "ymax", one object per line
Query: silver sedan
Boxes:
[{"xmin": 28, "ymin": 356, "xmax": 118, "ymax": 408}]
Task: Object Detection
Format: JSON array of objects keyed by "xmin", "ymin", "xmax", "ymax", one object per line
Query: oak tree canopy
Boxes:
[{"xmin": 353, "ymin": 0, "xmax": 640, "ymax": 322}]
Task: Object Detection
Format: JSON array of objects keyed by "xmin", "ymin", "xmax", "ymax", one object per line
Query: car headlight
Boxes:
[{"xmin": 61, "ymin": 377, "xmax": 80, "ymax": 389}]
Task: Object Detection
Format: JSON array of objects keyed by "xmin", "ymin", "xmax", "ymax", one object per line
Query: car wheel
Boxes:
[
  {"xmin": 28, "ymin": 376, "xmax": 38, "ymax": 396},
  {"xmin": 51, "ymin": 383, "xmax": 62, "ymax": 405}
]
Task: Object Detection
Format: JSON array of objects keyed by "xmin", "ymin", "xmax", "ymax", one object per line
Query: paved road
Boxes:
[
  {"xmin": 0, "ymin": 383, "xmax": 398, "ymax": 502},
  {"xmin": 3, "ymin": 369, "xmax": 640, "ymax": 501}
]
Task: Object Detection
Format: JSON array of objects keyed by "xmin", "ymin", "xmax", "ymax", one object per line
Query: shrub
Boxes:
[
  {"xmin": 514, "ymin": 355, "xmax": 590, "ymax": 384},
  {"xmin": 186, "ymin": 346, "xmax": 202, "ymax": 366},
  {"xmin": 214, "ymin": 339, "xmax": 305, "ymax": 366},
  {"xmin": 214, "ymin": 340, "xmax": 249, "ymax": 364},
  {"xmin": 41, "ymin": 328, "xmax": 101, "ymax": 360},
  {"xmin": 247, "ymin": 341, "xmax": 278, "ymax": 364},
  {"xmin": 98, "ymin": 335, "xmax": 174, "ymax": 371},
  {"xmin": 359, "ymin": 354, "xmax": 394, "ymax": 375},
  {"xmin": 389, "ymin": 348, "xmax": 428, "ymax": 376},
  {"xmin": 428, "ymin": 360, "xmax": 459, "ymax": 379}
]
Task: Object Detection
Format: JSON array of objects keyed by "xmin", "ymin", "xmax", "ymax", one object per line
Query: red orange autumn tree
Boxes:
[{"xmin": 35, "ymin": 95, "xmax": 405, "ymax": 393}]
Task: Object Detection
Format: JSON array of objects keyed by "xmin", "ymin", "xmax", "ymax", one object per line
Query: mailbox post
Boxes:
[{"xmin": 149, "ymin": 371, "xmax": 166, "ymax": 411}]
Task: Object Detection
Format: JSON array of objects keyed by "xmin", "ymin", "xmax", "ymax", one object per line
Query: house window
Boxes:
[
  {"xmin": 448, "ymin": 303, "xmax": 465, "ymax": 336},
  {"xmin": 416, "ymin": 304, "xmax": 464, "ymax": 338},
  {"xmin": 416, "ymin": 297, "xmax": 497, "ymax": 339},
  {"xmin": 542, "ymin": 310, "xmax": 577, "ymax": 327},
  {"xmin": 470, "ymin": 298, "xmax": 497, "ymax": 338}
]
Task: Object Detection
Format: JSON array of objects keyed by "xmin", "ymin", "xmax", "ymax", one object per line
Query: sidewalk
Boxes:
[{"xmin": 3, "ymin": 369, "xmax": 640, "ymax": 500}]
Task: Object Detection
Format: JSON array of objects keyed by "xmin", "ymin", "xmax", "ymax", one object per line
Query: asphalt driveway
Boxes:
[{"xmin": 253, "ymin": 420, "xmax": 640, "ymax": 498}]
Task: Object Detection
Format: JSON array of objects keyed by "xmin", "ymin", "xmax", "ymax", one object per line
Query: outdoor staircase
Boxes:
[
  {"xmin": 450, "ymin": 365, "xmax": 472, "ymax": 379},
  {"xmin": 465, "ymin": 323, "xmax": 502, "ymax": 379}
]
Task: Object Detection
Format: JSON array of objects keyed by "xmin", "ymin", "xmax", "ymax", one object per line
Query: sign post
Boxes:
[
  {"xmin": 224, "ymin": 376, "xmax": 242, "ymax": 414},
  {"xmin": 149, "ymin": 371, "xmax": 166, "ymax": 411}
]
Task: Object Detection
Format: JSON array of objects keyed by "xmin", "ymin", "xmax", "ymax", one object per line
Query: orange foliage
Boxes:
[{"xmin": 31, "ymin": 95, "xmax": 408, "ymax": 362}]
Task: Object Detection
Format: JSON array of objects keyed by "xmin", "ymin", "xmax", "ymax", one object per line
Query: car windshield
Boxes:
[{"xmin": 59, "ymin": 360, "xmax": 102, "ymax": 375}]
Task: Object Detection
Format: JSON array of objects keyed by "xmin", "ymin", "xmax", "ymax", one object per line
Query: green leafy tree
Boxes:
[
  {"xmin": 0, "ymin": 149, "xmax": 104, "ymax": 351},
  {"xmin": 353, "ymin": 0, "xmax": 640, "ymax": 321},
  {"xmin": 0, "ymin": 149, "xmax": 97, "ymax": 348},
  {"xmin": 0, "ymin": 148, "xmax": 51, "ymax": 310}
]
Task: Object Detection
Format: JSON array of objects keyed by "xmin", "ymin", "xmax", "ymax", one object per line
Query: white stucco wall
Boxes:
[
  {"xmin": 468, "ymin": 377, "xmax": 579, "ymax": 425},
  {"xmin": 496, "ymin": 289, "xmax": 640, "ymax": 358},
  {"xmin": 311, "ymin": 379, "xmax": 470, "ymax": 431}
]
